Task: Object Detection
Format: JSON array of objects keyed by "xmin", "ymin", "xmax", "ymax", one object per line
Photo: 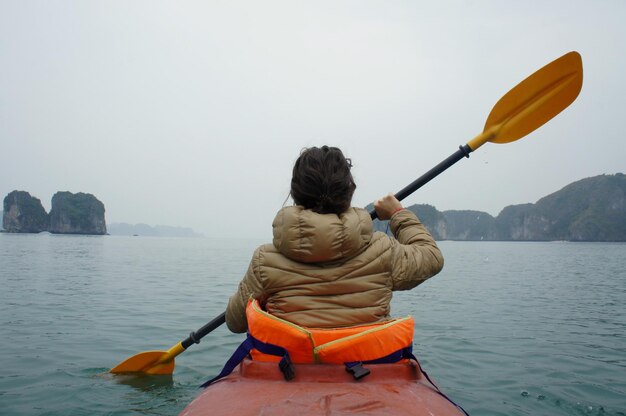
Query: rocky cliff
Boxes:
[
  {"xmin": 2, "ymin": 191, "xmax": 106, "ymax": 235},
  {"xmin": 373, "ymin": 173, "xmax": 626, "ymax": 242},
  {"xmin": 495, "ymin": 173, "xmax": 626, "ymax": 241},
  {"xmin": 2, "ymin": 191, "xmax": 49, "ymax": 233},
  {"xmin": 48, "ymin": 192, "xmax": 107, "ymax": 235}
]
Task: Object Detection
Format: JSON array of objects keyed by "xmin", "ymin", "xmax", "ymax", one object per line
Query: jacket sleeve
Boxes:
[
  {"xmin": 225, "ymin": 247, "xmax": 265, "ymax": 333},
  {"xmin": 388, "ymin": 209, "xmax": 444, "ymax": 291}
]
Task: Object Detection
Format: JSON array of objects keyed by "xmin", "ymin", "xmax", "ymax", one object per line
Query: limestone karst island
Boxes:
[
  {"xmin": 2, "ymin": 191, "xmax": 106, "ymax": 235},
  {"xmin": 371, "ymin": 173, "xmax": 625, "ymax": 242}
]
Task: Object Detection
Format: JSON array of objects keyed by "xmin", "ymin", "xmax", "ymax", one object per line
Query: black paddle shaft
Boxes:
[
  {"xmin": 182, "ymin": 312, "xmax": 226, "ymax": 349},
  {"xmin": 369, "ymin": 144, "xmax": 473, "ymax": 220}
]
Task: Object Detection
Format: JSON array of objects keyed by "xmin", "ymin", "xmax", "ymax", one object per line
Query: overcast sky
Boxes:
[{"xmin": 2, "ymin": 1, "xmax": 624, "ymax": 238}]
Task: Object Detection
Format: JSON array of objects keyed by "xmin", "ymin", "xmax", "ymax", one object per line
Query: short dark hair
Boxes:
[{"xmin": 290, "ymin": 146, "xmax": 356, "ymax": 214}]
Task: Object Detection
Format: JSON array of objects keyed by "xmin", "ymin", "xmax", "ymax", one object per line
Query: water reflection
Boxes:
[{"xmin": 111, "ymin": 373, "xmax": 174, "ymax": 391}]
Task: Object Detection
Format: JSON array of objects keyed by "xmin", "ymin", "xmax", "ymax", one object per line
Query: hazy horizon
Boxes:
[
  {"xmin": 2, "ymin": 171, "xmax": 621, "ymax": 235},
  {"xmin": 3, "ymin": 1, "xmax": 625, "ymax": 238}
]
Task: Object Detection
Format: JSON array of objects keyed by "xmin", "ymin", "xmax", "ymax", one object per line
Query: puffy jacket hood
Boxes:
[{"xmin": 272, "ymin": 206, "xmax": 373, "ymax": 263}]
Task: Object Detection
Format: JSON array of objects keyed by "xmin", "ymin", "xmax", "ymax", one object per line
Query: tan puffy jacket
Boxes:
[{"xmin": 225, "ymin": 206, "xmax": 444, "ymax": 333}]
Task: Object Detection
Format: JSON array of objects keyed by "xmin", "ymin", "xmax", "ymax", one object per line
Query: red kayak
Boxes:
[{"xmin": 180, "ymin": 358, "xmax": 467, "ymax": 415}]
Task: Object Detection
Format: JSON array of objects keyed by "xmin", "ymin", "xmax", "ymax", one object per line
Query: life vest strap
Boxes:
[
  {"xmin": 415, "ymin": 362, "xmax": 471, "ymax": 416},
  {"xmin": 201, "ymin": 334, "xmax": 415, "ymax": 387},
  {"xmin": 344, "ymin": 346, "xmax": 416, "ymax": 380},
  {"xmin": 344, "ymin": 344, "xmax": 417, "ymax": 366},
  {"xmin": 200, "ymin": 334, "xmax": 294, "ymax": 387}
]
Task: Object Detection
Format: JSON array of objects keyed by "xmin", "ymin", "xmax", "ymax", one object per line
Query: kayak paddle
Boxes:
[
  {"xmin": 372, "ymin": 50, "xmax": 583, "ymax": 219},
  {"xmin": 110, "ymin": 51, "xmax": 583, "ymax": 375}
]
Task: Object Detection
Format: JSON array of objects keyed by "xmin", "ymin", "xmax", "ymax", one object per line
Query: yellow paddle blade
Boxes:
[
  {"xmin": 468, "ymin": 51, "xmax": 583, "ymax": 151},
  {"xmin": 486, "ymin": 51, "xmax": 583, "ymax": 143},
  {"xmin": 110, "ymin": 342, "xmax": 185, "ymax": 375},
  {"xmin": 110, "ymin": 351, "xmax": 176, "ymax": 375}
]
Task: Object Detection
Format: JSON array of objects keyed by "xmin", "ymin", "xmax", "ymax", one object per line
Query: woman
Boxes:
[{"xmin": 225, "ymin": 145, "xmax": 443, "ymax": 333}]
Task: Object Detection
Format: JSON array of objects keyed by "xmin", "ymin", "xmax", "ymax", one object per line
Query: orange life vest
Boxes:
[{"xmin": 246, "ymin": 299, "xmax": 415, "ymax": 364}]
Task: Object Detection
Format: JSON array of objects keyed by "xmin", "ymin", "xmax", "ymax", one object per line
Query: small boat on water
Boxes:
[{"xmin": 180, "ymin": 358, "xmax": 467, "ymax": 415}]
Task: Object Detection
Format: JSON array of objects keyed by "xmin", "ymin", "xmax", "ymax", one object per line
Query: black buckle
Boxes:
[
  {"xmin": 345, "ymin": 362, "xmax": 371, "ymax": 380},
  {"xmin": 279, "ymin": 355, "xmax": 295, "ymax": 381}
]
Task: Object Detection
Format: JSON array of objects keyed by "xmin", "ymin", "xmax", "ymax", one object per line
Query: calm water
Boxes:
[{"xmin": 0, "ymin": 233, "xmax": 625, "ymax": 416}]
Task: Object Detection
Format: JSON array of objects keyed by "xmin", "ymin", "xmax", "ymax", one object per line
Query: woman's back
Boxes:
[{"xmin": 225, "ymin": 205, "xmax": 443, "ymax": 332}]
